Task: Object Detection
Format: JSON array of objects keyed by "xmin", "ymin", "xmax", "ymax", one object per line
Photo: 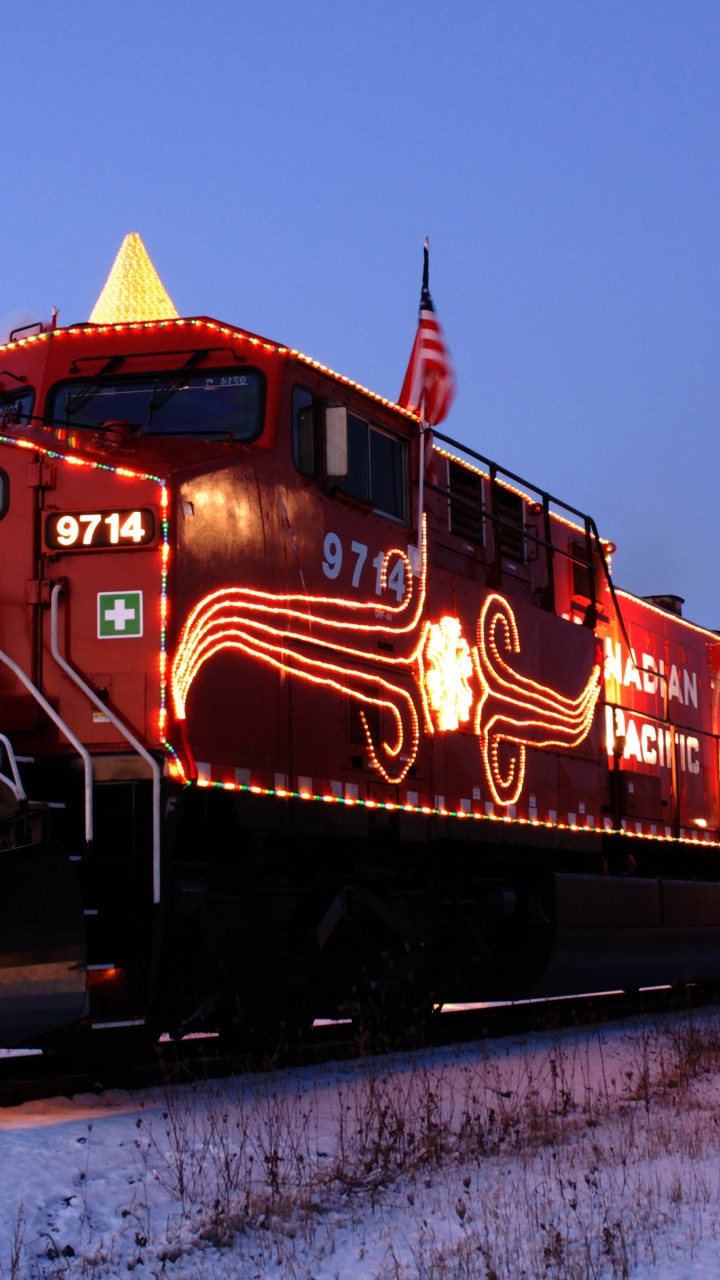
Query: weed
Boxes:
[{"xmin": 9, "ymin": 1013, "xmax": 720, "ymax": 1277}]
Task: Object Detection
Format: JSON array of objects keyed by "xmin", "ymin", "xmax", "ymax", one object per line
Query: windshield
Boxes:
[{"xmin": 47, "ymin": 371, "xmax": 263, "ymax": 441}]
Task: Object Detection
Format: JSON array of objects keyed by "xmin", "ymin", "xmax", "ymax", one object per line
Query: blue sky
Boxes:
[{"xmin": 3, "ymin": 1, "xmax": 720, "ymax": 624}]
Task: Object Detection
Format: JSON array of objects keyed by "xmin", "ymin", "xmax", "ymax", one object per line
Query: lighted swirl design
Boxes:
[
  {"xmin": 171, "ymin": 527, "xmax": 428, "ymax": 784},
  {"xmin": 171, "ymin": 530, "xmax": 601, "ymax": 803},
  {"xmin": 473, "ymin": 594, "xmax": 602, "ymax": 806}
]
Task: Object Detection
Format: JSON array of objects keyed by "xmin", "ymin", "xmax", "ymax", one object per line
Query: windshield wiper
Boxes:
[
  {"xmin": 65, "ymin": 356, "xmax": 125, "ymax": 417},
  {"xmin": 148, "ymin": 350, "xmax": 210, "ymax": 416}
]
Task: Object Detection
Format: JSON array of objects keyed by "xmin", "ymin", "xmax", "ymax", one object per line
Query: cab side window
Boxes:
[
  {"xmin": 292, "ymin": 386, "xmax": 316, "ymax": 476},
  {"xmin": 342, "ymin": 414, "xmax": 407, "ymax": 522},
  {"xmin": 0, "ymin": 389, "xmax": 34, "ymax": 427}
]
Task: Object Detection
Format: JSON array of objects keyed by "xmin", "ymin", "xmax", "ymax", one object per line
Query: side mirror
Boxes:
[{"xmin": 325, "ymin": 406, "xmax": 348, "ymax": 480}]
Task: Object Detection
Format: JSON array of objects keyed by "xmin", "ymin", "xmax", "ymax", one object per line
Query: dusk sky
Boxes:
[{"xmin": 3, "ymin": 2, "xmax": 719, "ymax": 625}]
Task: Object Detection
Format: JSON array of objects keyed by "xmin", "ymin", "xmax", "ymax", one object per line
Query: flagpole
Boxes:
[
  {"xmin": 417, "ymin": 422, "xmax": 425, "ymax": 537},
  {"xmin": 398, "ymin": 233, "xmax": 454, "ymax": 545},
  {"xmin": 416, "ymin": 238, "xmax": 430, "ymax": 538}
]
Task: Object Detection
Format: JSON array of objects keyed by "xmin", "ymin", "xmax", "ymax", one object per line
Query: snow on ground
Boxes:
[{"xmin": 2, "ymin": 1011, "xmax": 720, "ymax": 1278}]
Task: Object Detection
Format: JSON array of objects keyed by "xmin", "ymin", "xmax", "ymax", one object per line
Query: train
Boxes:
[{"xmin": 2, "ymin": 233, "xmax": 720, "ymax": 1056}]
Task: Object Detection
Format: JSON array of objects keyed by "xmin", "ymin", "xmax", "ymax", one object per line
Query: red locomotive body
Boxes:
[{"xmin": 1, "ymin": 261, "xmax": 720, "ymax": 1050}]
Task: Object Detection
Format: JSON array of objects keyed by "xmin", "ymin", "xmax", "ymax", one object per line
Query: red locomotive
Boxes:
[{"xmin": 1, "ymin": 234, "xmax": 720, "ymax": 1052}]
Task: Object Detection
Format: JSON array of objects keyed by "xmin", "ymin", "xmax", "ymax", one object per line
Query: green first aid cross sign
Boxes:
[{"xmin": 97, "ymin": 591, "xmax": 144, "ymax": 638}]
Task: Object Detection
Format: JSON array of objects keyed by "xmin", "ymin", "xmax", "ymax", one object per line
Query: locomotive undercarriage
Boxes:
[
  {"xmin": 149, "ymin": 786, "xmax": 720, "ymax": 1048},
  {"xmin": 4, "ymin": 756, "xmax": 720, "ymax": 1053}
]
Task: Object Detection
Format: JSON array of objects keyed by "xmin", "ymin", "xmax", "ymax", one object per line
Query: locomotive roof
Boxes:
[{"xmin": 0, "ymin": 314, "xmax": 421, "ymax": 426}]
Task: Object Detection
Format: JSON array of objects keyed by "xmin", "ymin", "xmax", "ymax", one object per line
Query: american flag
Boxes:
[{"xmin": 398, "ymin": 238, "xmax": 456, "ymax": 427}]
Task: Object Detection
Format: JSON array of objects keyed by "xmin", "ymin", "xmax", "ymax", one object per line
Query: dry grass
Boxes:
[{"xmin": 7, "ymin": 1009, "xmax": 720, "ymax": 1278}]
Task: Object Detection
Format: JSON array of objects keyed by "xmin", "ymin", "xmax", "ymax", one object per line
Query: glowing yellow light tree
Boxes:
[{"xmin": 89, "ymin": 233, "xmax": 178, "ymax": 324}]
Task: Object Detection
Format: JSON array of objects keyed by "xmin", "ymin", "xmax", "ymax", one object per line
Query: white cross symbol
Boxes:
[{"xmin": 104, "ymin": 597, "xmax": 136, "ymax": 631}]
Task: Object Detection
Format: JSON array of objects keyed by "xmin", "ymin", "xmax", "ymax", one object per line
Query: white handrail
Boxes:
[
  {"xmin": 0, "ymin": 649, "xmax": 93, "ymax": 844},
  {"xmin": 50, "ymin": 584, "xmax": 161, "ymax": 903},
  {"xmin": 0, "ymin": 733, "xmax": 26, "ymax": 803}
]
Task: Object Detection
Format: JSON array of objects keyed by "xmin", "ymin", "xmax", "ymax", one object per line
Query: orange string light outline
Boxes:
[
  {"xmin": 172, "ymin": 527, "xmax": 427, "ymax": 707},
  {"xmin": 170, "ymin": 524, "xmax": 429, "ymax": 784},
  {"xmin": 174, "ymin": 538, "xmax": 422, "ymax": 672},
  {"xmin": 0, "ymin": 317, "xmax": 420, "ymax": 424},
  {"xmin": 473, "ymin": 594, "xmax": 602, "ymax": 806}
]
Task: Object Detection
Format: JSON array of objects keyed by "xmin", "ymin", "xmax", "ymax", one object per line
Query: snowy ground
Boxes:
[{"xmin": 2, "ymin": 1011, "xmax": 720, "ymax": 1279}]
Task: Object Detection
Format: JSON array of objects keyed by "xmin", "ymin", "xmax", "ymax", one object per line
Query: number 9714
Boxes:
[{"xmin": 45, "ymin": 508, "xmax": 155, "ymax": 551}]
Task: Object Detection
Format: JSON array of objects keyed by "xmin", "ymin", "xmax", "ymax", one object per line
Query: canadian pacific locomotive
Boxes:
[{"xmin": 2, "ymin": 235, "xmax": 720, "ymax": 1051}]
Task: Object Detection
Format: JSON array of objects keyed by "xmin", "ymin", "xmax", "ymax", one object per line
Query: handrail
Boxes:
[
  {"xmin": 432, "ymin": 427, "xmax": 597, "ymax": 527},
  {"xmin": 0, "ymin": 648, "xmax": 93, "ymax": 845},
  {"xmin": 0, "ymin": 732, "xmax": 25, "ymax": 798},
  {"xmin": 50, "ymin": 584, "xmax": 162, "ymax": 904},
  {"xmin": 428, "ymin": 445, "xmax": 603, "ymax": 594},
  {"xmin": 0, "ymin": 733, "xmax": 26, "ymax": 803}
]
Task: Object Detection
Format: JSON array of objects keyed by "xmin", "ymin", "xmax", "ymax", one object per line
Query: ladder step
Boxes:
[{"xmin": 91, "ymin": 1018, "xmax": 146, "ymax": 1031}]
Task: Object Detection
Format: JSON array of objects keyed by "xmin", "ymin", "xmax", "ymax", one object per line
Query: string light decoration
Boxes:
[
  {"xmin": 89, "ymin": 234, "xmax": 178, "ymax": 324},
  {"xmin": 185, "ymin": 772, "xmax": 720, "ymax": 849},
  {"xmin": 171, "ymin": 529, "xmax": 428, "ymax": 784},
  {"xmin": 0, "ymin": 316, "xmax": 419, "ymax": 423},
  {"xmin": 171, "ymin": 517, "xmax": 603, "ymax": 803},
  {"xmin": 157, "ymin": 485, "xmax": 171, "ymax": 738},
  {"xmin": 473, "ymin": 593, "xmax": 602, "ymax": 806},
  {"xmin": 614, "ymin": 589, "xmax": 720, "ymax": 643},
  {"xmin": 419, "ymin": 616, "xmax": 473, "ymax": 731},
  {"xmin": 0, "ymin": 427, "xmax": 169, "ymax": 746}
]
